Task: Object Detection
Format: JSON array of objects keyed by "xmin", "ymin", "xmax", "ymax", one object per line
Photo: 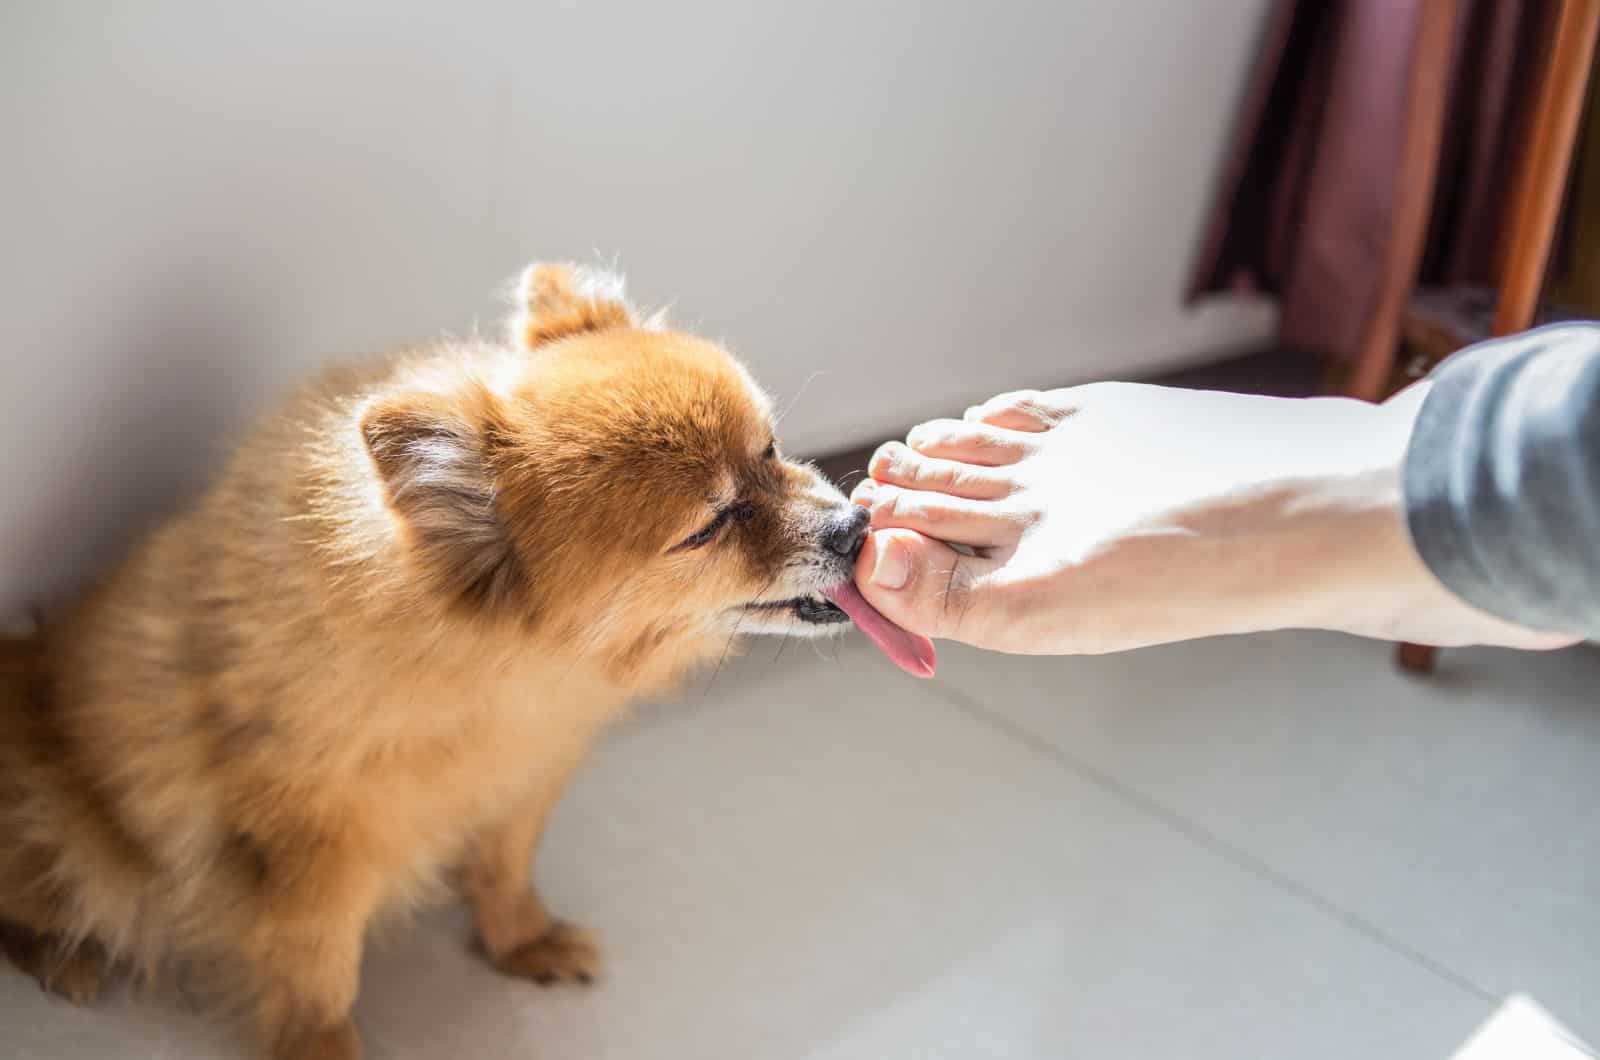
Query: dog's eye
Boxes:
[
  {"xmin": 676, "ymin": 514, "xmax": 729, "ymax": 551},
  {"xmin": 761, "ymin": 440, "xmax": 777, "ymax": 461},
  {"xmin": 672, "ymin": 501, "xmax": 758, "ymax": 552}
]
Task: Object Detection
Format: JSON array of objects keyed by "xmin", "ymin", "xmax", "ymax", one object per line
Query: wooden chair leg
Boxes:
[
  {"xmin": 1491, "ymin": 0, "xmax": 1600, "ymax": 335},
  {"xmin": 1344, "ymin": 0, "xmax": 1460, "ymax": 401},
  {"xmin": 1348, "ymin": 0, "xmax": 1459, "ymax": 672},
  {"xmin": 1397, "ymin": 642, "xmax": 1438, "ymax": 673}
]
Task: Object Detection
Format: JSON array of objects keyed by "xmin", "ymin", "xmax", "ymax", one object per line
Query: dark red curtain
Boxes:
[{"xmin": 1188, "ymin": 0, "xmax": 1552, "ymax": 363}]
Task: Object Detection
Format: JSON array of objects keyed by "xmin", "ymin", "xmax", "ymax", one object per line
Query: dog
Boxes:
[{"xmin": 0, "ymin": 263, "xmax": 933, "ymax": 1060}]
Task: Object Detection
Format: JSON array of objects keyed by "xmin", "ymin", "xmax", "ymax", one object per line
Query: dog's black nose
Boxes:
[{"xmin": 824, "ymin": 505, "xmax": 871, "ymax": 558}]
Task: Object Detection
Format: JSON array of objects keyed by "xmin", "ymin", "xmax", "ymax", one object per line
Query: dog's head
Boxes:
[{"xmin": 358, "ymin": 263, "xmax": 931, "ymax": 685}]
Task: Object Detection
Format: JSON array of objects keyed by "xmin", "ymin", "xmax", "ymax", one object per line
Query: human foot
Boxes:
[{"xmin": 850, "ymin": 383, "xmax": 1575, "ymax": 655}]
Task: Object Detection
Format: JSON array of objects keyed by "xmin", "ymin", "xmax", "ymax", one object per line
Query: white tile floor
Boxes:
[{"xmin": 4, "ymin": 632, "xmax": 1597, "ymax": 1059}]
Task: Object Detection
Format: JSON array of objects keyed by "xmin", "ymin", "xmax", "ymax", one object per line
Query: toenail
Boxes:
[{"xmin": 868, "ymin": 534, "xmax": 911, "ymax": 590}]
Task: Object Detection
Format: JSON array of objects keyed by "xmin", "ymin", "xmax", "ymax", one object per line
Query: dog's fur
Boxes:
[{"xmin": 0, "ymin": 264, "xmax": 866, "ymax": 1059}]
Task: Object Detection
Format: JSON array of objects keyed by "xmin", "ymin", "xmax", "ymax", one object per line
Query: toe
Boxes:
[
  {"xmin": 868, "ymin": 442, "xmax": 1013, "ymax": 500},
  {"xmin": 855, "ymin": 529, "xmax": 1006, "ymax": 645},
  {"xmin": 850, "ymin": 480, "xmax": 1027, "ymax": 550},
  {"xmin": 905, "ymin": 419, "xmax": 1037, "ymax": 466},
  {"xmin": 964, "ymin": 389, "xmax": 1077, "ymax": 432}
]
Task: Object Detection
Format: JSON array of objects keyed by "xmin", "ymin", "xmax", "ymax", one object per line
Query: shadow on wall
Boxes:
[{"xmin": 5, "ymin": 268, "xmax": 273, "ymax": 615}]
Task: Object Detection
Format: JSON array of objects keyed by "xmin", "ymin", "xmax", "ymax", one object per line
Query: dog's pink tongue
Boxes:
[{"xmin": 825, "ymin": 581, "xmax": 937, "ymax": 678}]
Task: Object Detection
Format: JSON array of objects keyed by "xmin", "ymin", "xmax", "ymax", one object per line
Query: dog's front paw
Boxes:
[
  {"xmin": 0, "ymin": 926, "xmax": 108, "ymax": 1005},
  {"xmin": 270, "ymin": 1019, "xmax": 361, "ymax": 1060},
  {"xmin": 40, "ymin": 949, "xmax": 106, "ymax": 1005},
  {"xmin": 493, "ymin": 921, "xmax": 601, "ymax": 985}
]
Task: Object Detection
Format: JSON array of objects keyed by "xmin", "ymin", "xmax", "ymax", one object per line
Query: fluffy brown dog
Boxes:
[{"xmin": 0, "ymin": 263, "xmax": 933, "ymax": 1059}]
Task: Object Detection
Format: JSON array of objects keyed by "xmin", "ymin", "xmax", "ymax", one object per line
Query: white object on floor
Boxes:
[{"xmin": 1451, "ymin": 995, "xmax": 1595, "ymax": 1059}]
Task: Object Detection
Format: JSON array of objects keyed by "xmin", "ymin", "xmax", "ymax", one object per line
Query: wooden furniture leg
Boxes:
[{"xmin": 1346, "ymin": 0, "xmax": 1461, "ymax": 403}]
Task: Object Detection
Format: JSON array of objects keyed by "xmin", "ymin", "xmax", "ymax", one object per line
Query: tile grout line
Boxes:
[{"xmin": 914, "ymin": 671, "xmax": 1503, "ymax": 1008}]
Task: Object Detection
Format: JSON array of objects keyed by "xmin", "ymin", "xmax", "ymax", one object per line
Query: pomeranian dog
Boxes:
[{"xmin": 0, "ymin": 263, "xmax": 934, "ymax": 1060}]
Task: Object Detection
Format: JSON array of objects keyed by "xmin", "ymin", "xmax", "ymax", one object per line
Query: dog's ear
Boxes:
[
  {"xmin": 359, "ymin": 388, "xmax": 523, "ymax": 612},
  {"xmin": 509, "ymin": 262, "xmax": 648, "ymax": 350}
]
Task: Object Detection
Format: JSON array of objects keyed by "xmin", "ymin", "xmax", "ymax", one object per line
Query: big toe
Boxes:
[{"xmin": 856, "ymin": 529, "xmax": 1004, "ymax": 646}]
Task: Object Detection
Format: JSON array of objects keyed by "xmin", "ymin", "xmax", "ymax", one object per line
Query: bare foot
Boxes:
[{"xmin": 850, "ymin": 383, "xmax": 1575, "ymax": 655}]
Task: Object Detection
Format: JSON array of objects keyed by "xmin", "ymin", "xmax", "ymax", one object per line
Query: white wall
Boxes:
[{"xmin": 1, "ymin": 0, "xmax": 1275, "ymax": 608}]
